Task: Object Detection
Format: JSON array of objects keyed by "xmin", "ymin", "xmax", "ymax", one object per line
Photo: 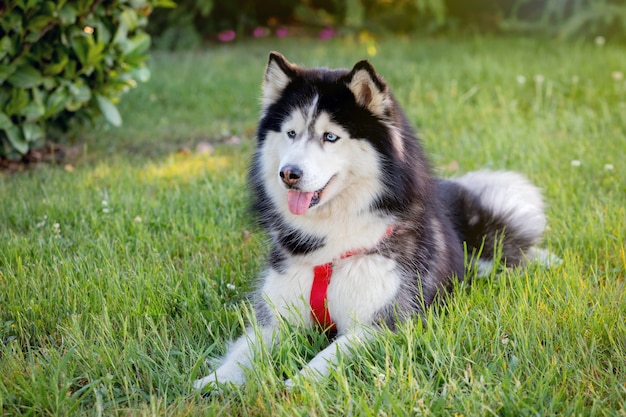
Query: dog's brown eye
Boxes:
[
  {"xmin": 323, "ymin": 132, "xmax": 339, "ymax": 142},
  {"xmin": 286, "ymin": 130, "xmax": 297, "ymax": 139}
]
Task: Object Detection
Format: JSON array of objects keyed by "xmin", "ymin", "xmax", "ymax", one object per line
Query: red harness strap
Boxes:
[
  {"xmin": 310, "ymin": 263, "xmax": 336, "ymax": 332},
  {"xmin": 309, "ymin": 225, "xmax": 394, "ymax": 332}
]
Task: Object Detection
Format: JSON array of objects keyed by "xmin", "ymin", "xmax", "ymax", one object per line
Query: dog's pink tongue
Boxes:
[{"xmin": 287, "ymin": 190, "xmax": 314, "ymax": 215}]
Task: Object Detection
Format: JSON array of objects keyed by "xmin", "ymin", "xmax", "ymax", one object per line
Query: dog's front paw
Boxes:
[
  {"xmin": 283, "ymin": 365, "xmax": 325, "ymax": 391},
  {"xmin": 193, "ymin": 366, "xmax": 246, "ymax": 392},
  {"xmin": 193, "ymin": 376, "xmax": 240, "ymax": 393},
  {"xmin": 193, "ymin": 374, "xmax": 220, "ymax": 391},
  {"xmin": 283, "ymin": 378, "xmax": 295, "ymax": 391}
]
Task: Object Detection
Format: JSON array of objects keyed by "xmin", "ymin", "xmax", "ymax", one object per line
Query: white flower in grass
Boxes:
[
  {"xmin": 101, "ymin": 199, "xmax": 111, "ymax": 213},
  {"xmin": 374, "ymin": 372, "xmax": 386, "ymax": 388},
  {"xmin": 604, "ymin": 164, "xmax": 614, "ymax": 171},
  {"xmin": 441, "ymin": 380, "xmax": 458, "ymax": 397},
  {"xmin": 534, "ymin": 74, "xmax": 544, "ymax": 84},
  {"xmin": 412, "ymin": 398, "xmax": 430, "ymax": 416},
  {"xmin": 571, "ymin": 160, "xmax": 582, "ymax": 167},
  {"xmin": 595, "ymin": 36, "xmax": 606, "ymax": 46},
  {"xmin": 612, "ymin": 71, "xmax": 624, "ymax": 81},
  {"xmin": 516, "ymin": 75, "xmax": 526, "ymax": 85},
  {"xmin": 226, "ymin": 283, "xmax": 236, "ymax": 291},
  {"xmin": 52, "ymin": 223, "xmax": 61, "ymax": 237},
  {"xmin": 36, "ymin": 215, "xmax": 47, "ymax": 228}
]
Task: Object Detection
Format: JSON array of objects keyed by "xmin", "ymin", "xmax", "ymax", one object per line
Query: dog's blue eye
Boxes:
[
  {"xmin": 286, "ymin": 130, "xmax": 297, "ymax": 139},
  {"xmin": 324, "ymin": 132, "xmax": 339, "ymax": 142}
]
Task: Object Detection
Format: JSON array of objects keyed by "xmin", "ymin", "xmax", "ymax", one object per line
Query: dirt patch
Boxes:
[{"xmin": 0, "ymin": 143, "xmax": 84, "ymax": 174}]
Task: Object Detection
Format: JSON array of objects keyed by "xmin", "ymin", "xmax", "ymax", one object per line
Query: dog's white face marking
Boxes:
[
  {"xmin": 280, "ymin": 108, "xmax": 352, "ymax": 215},
  {"xmin": 261, "ymin": 98, "xmax": 382, "ymax": 220}
]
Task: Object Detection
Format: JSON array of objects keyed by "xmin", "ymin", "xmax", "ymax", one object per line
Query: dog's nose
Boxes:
[{"xmin": 279, "ymin": 165, "xmax": 302, "ymax": 187}]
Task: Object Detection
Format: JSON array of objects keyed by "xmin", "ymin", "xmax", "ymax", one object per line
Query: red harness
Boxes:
[{"xmin": 309, "ymin": 225, "xmax": 395, "ymax": 332}]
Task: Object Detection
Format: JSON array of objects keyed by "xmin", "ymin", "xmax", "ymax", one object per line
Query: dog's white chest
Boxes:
[
  {"xmin": 326, "ymin": 254, "xmax": 400, "ymax": 329},
  {"xmin": 261, "ymin": 254, "xmax": 400, "ymax": 332}
]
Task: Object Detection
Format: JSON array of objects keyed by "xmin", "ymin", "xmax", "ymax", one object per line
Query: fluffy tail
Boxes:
[{"xmin": 443, "ymin": 170, "xmax": 548, "ymax": 271}]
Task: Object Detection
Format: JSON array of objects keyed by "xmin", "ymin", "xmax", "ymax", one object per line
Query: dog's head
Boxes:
[{"xmin": 254, "ymin": 52, "xmax": 408, "ymax": 218}]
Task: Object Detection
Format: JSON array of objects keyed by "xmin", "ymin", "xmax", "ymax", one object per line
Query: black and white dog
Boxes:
[{"xmin": 194, "ymin": 52, "xmax": 548, "ymax": 390}]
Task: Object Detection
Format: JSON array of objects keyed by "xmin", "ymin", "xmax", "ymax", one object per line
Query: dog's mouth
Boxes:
[{"xmin": 286, "ymin": 178, "xmax": 333, "ymax": 215}]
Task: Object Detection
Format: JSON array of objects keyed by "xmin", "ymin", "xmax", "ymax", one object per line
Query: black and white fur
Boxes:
[{"xmin": 194, "ymin": 52, "xmax": 548, "ymax": 390}]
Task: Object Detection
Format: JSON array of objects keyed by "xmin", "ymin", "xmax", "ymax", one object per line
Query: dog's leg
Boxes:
[
  {"xmin": 284, "ymin": 326, "xmax": 374, "ymax": 389},
  {"xmin": 193, "ymin": 325, "xmax": 277, "ymax": 390}
]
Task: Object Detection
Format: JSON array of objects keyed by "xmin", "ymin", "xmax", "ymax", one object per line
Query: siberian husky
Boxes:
[{"xmin": 194, "ymin": 52, "xmax": 548, "ymax": 390}]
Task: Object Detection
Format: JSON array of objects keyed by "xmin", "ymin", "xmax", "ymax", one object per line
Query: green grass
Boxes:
[{"xmin": 1, "ymin": 36, "xmax": 625, "ymax": 415}]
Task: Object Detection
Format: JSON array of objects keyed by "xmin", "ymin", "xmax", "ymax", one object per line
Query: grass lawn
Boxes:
[{"xmin": 1, "ymin": 36, "xmax": 625, "ymax": 415}]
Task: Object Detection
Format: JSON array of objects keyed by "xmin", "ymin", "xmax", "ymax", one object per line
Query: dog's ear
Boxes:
[
  {"xmin": 261, "ymin": 52, "xmax": 297, "ymax": 112},
  {"xmin": 344, "ymin": 60, "xmax": 391, "ymax": 117}
]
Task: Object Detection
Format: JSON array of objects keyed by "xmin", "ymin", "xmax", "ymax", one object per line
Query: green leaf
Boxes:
[
  {"xmin": 71, "ymin": 36, "xmax": 89, "ymax": 65},
  {"xmin": 45, "ymin": 85, "xmax": 70, "ymax": 118},
  {"xmin": 58, "ymin": 3, "xmax": 77, "ymax": 25},
  {"xmin": 0, "ymin": 64, "xmax": 17, "ymax": 84},
  {"xmin": 112, "ymin": 7, "xmax": 140, "ymax": 45},
  {"xmin": 65, "ymin": 100, "xmax": 83, "ymax": 112},
  {"xmin": 0, "ymin": 112, "xmax": 13, "ymax": 130},
  {"xmin": 6, "ymin": 65, "xmax": 44, "ymax": 88},
  {"xmin": 129, "ymin": 66, "xmax": 151, "ymax": 83},
  {"xmin": 96, "ymin": 94, "xmax": 122, "ymax": 127},
  {"xmin": 2, "ymin": 12, "xmax": 22, "ymax": 33},
  {"xmin": 19, "ymin": 87, "xmax": 46, "ymax": 120},
  {"xmin": 119, "ymin": 8, "xmax": 139, "ymax": 32},
  {"xmin": 5, "ymin": 88, "xmax": 29, "ymax": 116},
  {"xmin": 72, "ymin": 33, "xmax": 105, "ymax": 70},
  {"xmin": 154, "ymin": 0, "xmax": 177, "ymax": 8},
  {"xmin": 63, "ymin": 60, "xmax": 77, "ymax": 79},
  {"xmin": 94, "ymin": 20, "xmax": 112, "ymax": 45},
  {"xmin": 44, "ymin": 51, "xmax": 69, "ymax": 76},
  {"xmin": 19, "ymin": 99, "xmax": 46, "ymax": 120},
  {"xmin": 26, "ymin": 15, "xmax": 54, "ymax": 33},
  {"xmin": 122, "ymin": 32, "xmax": 151, "ymax": 57},
  {"xmin": 3, "ymin": 124, "xmax": 28, "ymax": 154},
  {"xmin": 197, "ymin": 0, "xmax": 213, "ymax": 15},
  {"xmin": 112, "ymin": 23, "xmax": 129, "ymax": 46},
  {"xmin": 86, "ymin": 41, "xmax": 105, "ymax": 67},
  {"xmin": 0, "ymin": 36, "xmax": 14, "ymax": 61},
  {"xmin": 66, "ymin": 81, "xmax": 90, "ymax": 111},
  {"xmin": 40, "ymin": 1, "xmax": 57, "ymax": 15},
  {"xmin": 31, "ymin": 86, "xmax": 46, "ymax": 110},
  {"xmin": 68, "ymin": 81, "xmax": 91, "ymax": 103},
  {"xmin": 42, "ymin": 76, "xmax": 57, "ymax": 90},
  {"xmin": 22, "ymin": 122, "xmax": 44, "ymax": 143}
]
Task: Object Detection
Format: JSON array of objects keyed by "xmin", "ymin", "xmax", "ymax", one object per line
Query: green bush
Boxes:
[
  {"xmin": 147, "ymin": 0, "xmax": 213, "ymax": 50},
  {"xmin": 147, "ymin": 0, "xmax": 626, "ymax": 49},
  {"xmin": 0, "ymin": 0, "xmax": 173, "ymax": 160},
  {"xmin": 499, "ymin": 0, "xmax": 626, "ymax": 39},
  {"xmin": 147, "ymin": 0, "xmax": 447, "ymax": 48}
]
